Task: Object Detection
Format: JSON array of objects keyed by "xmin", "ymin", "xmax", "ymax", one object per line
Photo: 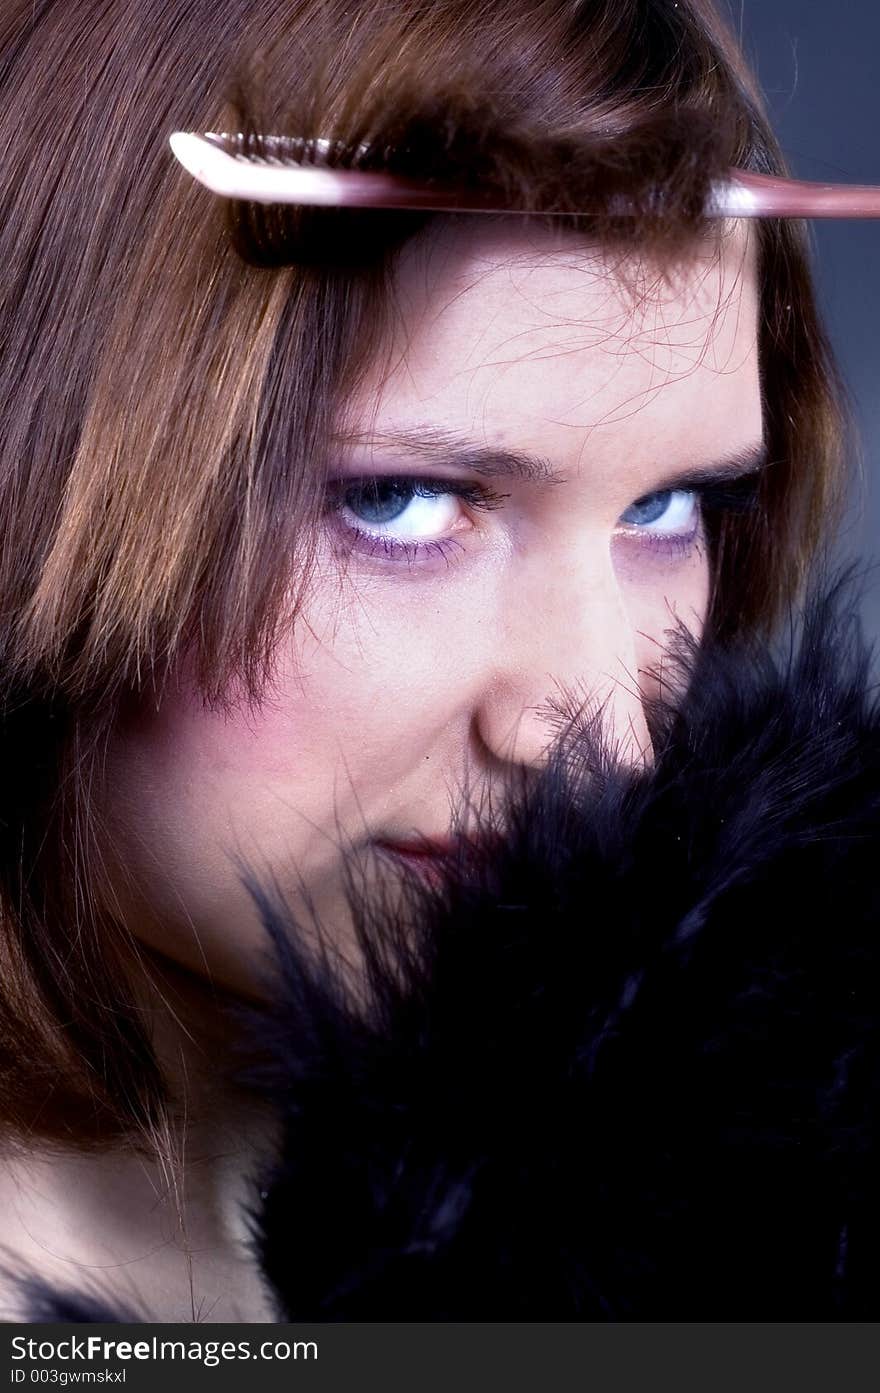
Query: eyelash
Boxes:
[{"xmin": 324, "ymin": 473, "xmax": 762, "ymax": 568}]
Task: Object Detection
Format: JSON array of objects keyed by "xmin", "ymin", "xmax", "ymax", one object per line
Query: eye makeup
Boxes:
[
  {"xmin": 323, "ymin": 475, "xmax": 508, "ymax": 568},
  {"xmin": 614, "ymin": 471, "xmax": 764, "ymax": 560}
]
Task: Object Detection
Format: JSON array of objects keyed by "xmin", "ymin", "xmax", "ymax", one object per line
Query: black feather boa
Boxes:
[{"xmin": 18, "ymin": 566, "xmax": 880, "ymax": 1320}]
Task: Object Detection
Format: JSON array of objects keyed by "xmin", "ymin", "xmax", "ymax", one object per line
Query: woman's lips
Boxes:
[
  {"xmin": 374, "ymin": 833, "xmax": 505, "ymax": 873},
  {"xmin": 375, "ymin": 837, "xmax": 458, "ymax": 859}
]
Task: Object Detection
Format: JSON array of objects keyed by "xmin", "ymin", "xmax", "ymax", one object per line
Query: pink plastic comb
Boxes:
[{"xmin": 169, "ymin": 131, "xmax": 880, "ymax": 219}]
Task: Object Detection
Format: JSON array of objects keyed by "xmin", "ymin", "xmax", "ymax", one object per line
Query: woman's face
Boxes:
[{"xmin": 102, "ymin": 220, "xmax": 763, "ymax": 993}]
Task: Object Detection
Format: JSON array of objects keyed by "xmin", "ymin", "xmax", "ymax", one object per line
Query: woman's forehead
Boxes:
[
  {"xmin": 345, "ymin": 218, "xmax": 761, "ymax": 472},
  {"xmin": 384, "ymin": 215, "xmax": 757, "ymax": 350}
]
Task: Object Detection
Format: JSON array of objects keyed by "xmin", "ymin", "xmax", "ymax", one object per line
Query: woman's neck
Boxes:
[{"xmin": 0, "ymin": 952, "xmax": 282, "ymax": 1323}]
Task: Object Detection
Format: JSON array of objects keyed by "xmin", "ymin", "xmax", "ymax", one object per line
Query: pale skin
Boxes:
[{"xmin": 0, "ymin": 218, "xmax": 762, "ymax": 1321}]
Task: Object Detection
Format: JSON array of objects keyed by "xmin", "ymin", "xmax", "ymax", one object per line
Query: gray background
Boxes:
[{"xmin": 737, "ymin": 1, "xmax": 880, "ymax": 634}]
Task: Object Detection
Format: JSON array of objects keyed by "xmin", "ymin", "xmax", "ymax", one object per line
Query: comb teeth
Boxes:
[{"xmin": 201, "ymin": 131, "xmax": 375, "ymax": 166}]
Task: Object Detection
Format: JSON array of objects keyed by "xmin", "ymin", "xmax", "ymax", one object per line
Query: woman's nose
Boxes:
[{"xmin": 471, "ymin": 555, "xmax": 654, "ymax": 775}]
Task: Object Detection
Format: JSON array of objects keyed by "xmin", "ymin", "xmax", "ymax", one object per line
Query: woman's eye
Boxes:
[
  {"xmin": 337, "ymin": 478, "xmax": 464, "ymax": 540},
  {"xmin": 618, "ymin": 488, "xmax": 699, "ymax": 534}
]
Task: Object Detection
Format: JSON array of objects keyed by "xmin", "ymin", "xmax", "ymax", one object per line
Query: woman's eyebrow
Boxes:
[
  {"xmin": 337, "ymin": 425, "xmax": 769, "ymax": 492},
  {"xmin": 338, "ymin": 426, "xmax": 566, "ymax": 485}
]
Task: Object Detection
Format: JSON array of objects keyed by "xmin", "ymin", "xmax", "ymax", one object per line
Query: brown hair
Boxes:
[{"xmin": 0, "ymin": 0, "xmax": 852, "ymax": 1152}]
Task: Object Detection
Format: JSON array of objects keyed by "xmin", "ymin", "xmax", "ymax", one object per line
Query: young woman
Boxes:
[{"xmin": 0, "ymin": 0, "xmax": 871, "ymax": 1322}]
